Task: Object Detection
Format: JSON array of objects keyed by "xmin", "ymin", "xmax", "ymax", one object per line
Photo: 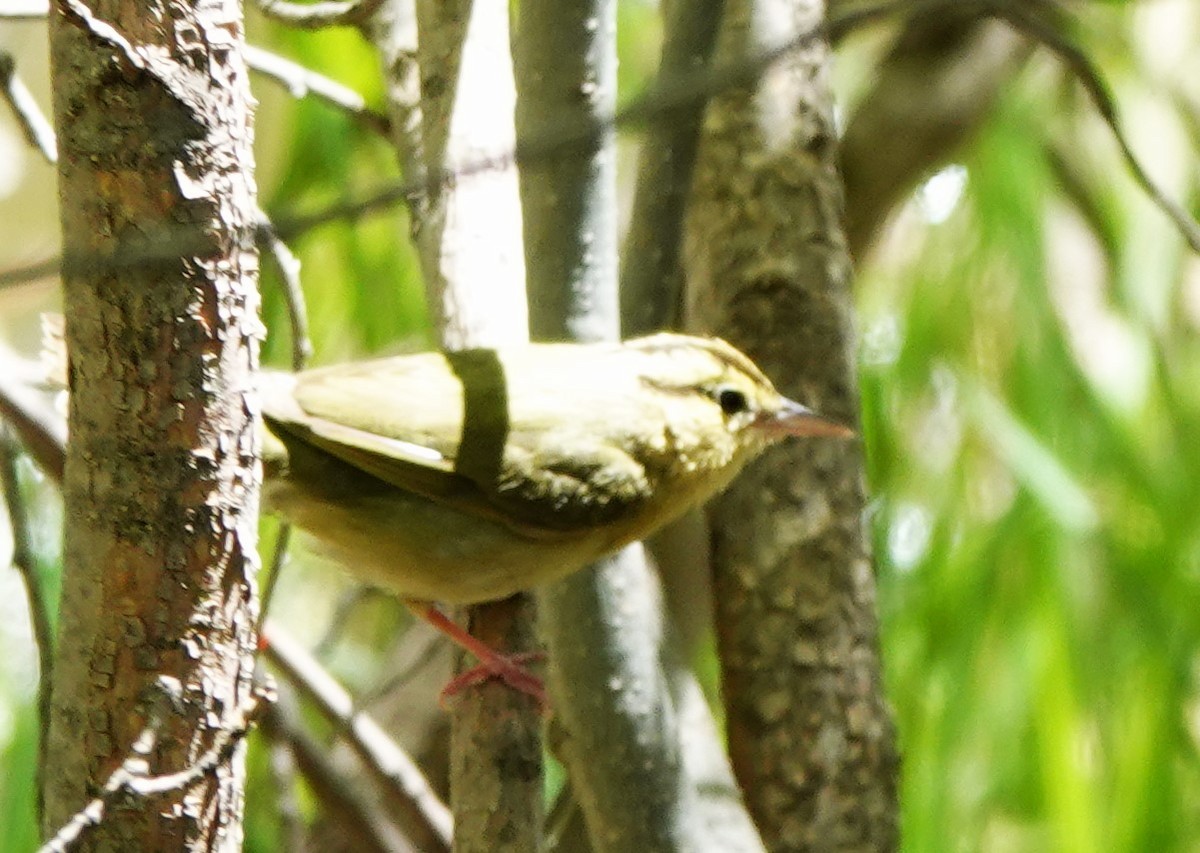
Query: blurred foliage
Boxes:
[
  {"xmin": 856, "ymin": 3, "xmax": 1200, "ymax": 849},
  {"xmin": 0, "ymin": 1, "xmax": 1198, "ymax": 850}
]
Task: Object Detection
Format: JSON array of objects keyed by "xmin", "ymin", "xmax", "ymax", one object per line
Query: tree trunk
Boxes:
[
  {"xmin": 684, "ymin": 1, "xmax": 899, "ymax": 849},
  {"xmin": 42, "ymin": 1, "xmax": 260, "ymax": 848}
]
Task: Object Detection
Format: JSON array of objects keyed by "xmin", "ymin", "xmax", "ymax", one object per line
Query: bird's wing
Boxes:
[{"xmin": 261, "ymin": 349, "xmax": 653, "ymax": 537}]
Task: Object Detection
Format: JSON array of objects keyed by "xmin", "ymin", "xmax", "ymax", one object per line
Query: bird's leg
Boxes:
[{"xmin": 407, "ymin": 602, "xmax": 546, "ymax": 708}]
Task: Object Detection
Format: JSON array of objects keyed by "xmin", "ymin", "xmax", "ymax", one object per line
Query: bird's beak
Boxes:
[{"xmin": 758, "ymin": 398, "xmax": 856, "ymax": 439}]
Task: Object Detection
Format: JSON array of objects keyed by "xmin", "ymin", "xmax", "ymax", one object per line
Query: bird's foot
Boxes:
[
  {"xmin": 439, "ymin": 651, "xmax": 547, "ymax": 709},
  {"xmin": 408, "ymin": 601, "xmax": 547, "ymax": 710}
]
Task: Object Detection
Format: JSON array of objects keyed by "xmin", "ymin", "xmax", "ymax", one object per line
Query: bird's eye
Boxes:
[{"xmin": 717, "ymin": 387, "xmax": 749, "ymax": 416}]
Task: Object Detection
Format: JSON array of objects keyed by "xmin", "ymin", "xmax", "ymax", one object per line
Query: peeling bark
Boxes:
[{"xmin": 43, "ymin": 1, "xmax": 260, "ymax": 848}]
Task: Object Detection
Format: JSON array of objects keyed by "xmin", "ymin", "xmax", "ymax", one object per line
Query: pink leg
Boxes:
[{"xmin": 409, "ymin": 602, "xmax": 546, "ymax": 709}]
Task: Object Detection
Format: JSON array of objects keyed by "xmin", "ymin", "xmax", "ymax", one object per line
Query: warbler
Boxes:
[
  {"xmin": 259, "ymin": 333, "xmax": 851, "ymax": 700},
  {"xmin": 7, "ymin": 326, "xmax": 849, "ymax": 700}
]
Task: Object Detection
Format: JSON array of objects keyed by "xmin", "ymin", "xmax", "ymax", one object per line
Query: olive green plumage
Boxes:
[{"xmin": 260, "ymin": 333, "xmax": 848, "ymax": 605}]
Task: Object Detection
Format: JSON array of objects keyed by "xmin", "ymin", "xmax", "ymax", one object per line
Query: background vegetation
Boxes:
[{"xmin": 1, "ymin": 0, "xmax": 1198, "ymax": 850}]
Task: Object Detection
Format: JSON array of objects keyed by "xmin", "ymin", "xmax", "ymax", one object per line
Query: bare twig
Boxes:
[
  {"xmin": 0, "ymin": 434, "xmax": 53, "ymax": 825},
  {"xmin": 987, "ymin": 0, "xmax": 1200, "ymax": 254},
  {"xmin": 255, "ymin": 0, "xmax": 386, "ymax": 30},
  {"xmin": 355, "ymin": 624, "xmax": 444, "ymax": 704},
  {"xmin": 255, "ymin": 212, "xmax": 313, "ymax": 371},
  {"xmin": 253, "ymin": 208, "xmax": 310, "ymax": 636},
  {"xmin": 261, "ymin": 619, "xmax": 453, "ymax": 852},
  {"xmin": 0, "ymin": 256, "xmax": 57, "ymax": 289},
  {"xmin": 258, "ymin": 690, "xmax": 407, "ymax": 853},
  {"xmin": 312, "ymin": 585, "xmax": 383, "ymax": 658},
  {"xmin": 59, "ymin": 0, "xmax": 148, "ymax": 71},
  {"xmin": 244, "ymin": 44, "xmax": 390, "ymax": 136},
  {"xmin": 3, "ymin": 0, "xmax": 1196, "ymax": 294},
  {"xmin": 0, "ymin": 349, "xmax": 66, "ymax": 484},
  {"xmin": 0, "ymin": 0, "xmax": 918, "ymax": 292},
  {"xmin": 0, "ymin": 51, "xmax": 56, "ymax": 163},
  {"xmin": 361, "ymin": 0, "xmax": 422, "ymax": 208},
  {"xmin": 257, "ymin": 522, "xmax": 293, "ymax": 636},
  {"xmin": 620, "ymin": 0, "xmax": 723, "ymax": 334},
  {"xmin": 267, "ymin": 738, "xmax": 307, "ymax": 853}
]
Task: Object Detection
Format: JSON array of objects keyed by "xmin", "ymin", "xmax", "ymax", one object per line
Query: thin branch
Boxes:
[
  {"xmin": 244, "ymin": 44, "xmax": 391, "ymax": 136},
  {"xmin": 261, "ymin": 619, "xmax": 453, "ymax": 853},
  {"xmin": 355, "ymin": 624, "xmax": 444, "ymax": 704},
  {"xmin": 3, "ymin": 7, "xmax": 389, "ymax": 136},
  {"xmin": 0, "ymin": 434, "xmax": 53, "ymax": 826},
  {"xmin": 256, "ymin": 522, "xmax": 293, "ymax": 635},
  {"xmin": 253, "ymin": 209, "xmax": 310, "ymax": 637},
  {"xmin": 361, "ymin": 0, "xmax": 422, "ymax": 210},
  {"xmin": 987, "ymin": 0, "xmax": 1200, "ymax": 254},
  {"xmin": 258, "ymin": 692, "xmax": 408, "ymax": 853},
  {"xmin": 0, "ymin": 0, "xmax": 919, "ymax": 292},
  {"xmin": 312, "ymin": 585, "xmax": 384, "ymax": 658},
  {"xmin": 0, "ymin": 256, "xmax": 57, "ymax": 289},
  {"xmin": 620, "ymin": 0, "xmax": 724, "ymax": 334},
  {"xmin": 267, "ymin": 738, "xmax": 307, "ymax": 853},
  {"xmin": 255, "ymin": 0, "xmax": 386, "ymax": 30},
  {"xmin": 59, "ymin": 0, "xmax": 148, "ymax": 72},
  {"xmin": 603, "ymin": 0, "xmax": 915, "ymax": 131},
  {"xmin": 0, "ymin": 51, "xmax": 57, "ymax": 163},
  {"xmin": 0, "ymin": 348, "xmax": 67, "ymax": 484},
  {"xmin": 255, "ymin": 212, "xmax": 313, "ymax": 371},
  {"xmin": 5, "ymin": 0, "xmax": 1196, "ymax": 294}
]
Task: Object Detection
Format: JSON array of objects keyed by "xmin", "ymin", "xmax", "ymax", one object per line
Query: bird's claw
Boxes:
[{"xmin": 439, "ymin": 651, "xmax": 547, "ymax": 710}]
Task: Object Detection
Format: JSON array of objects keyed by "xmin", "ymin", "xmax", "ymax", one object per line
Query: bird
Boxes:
[{"xmin": 258, "ymin": 332, "xmax": 851, "ymax": 703}]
